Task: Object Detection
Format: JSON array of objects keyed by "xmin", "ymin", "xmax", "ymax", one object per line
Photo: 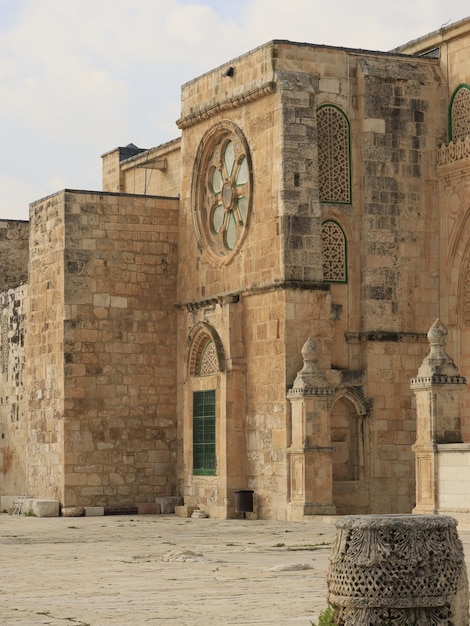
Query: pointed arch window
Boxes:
[
  {"xmin": 449, "ymin": 84, "xmax": 470, "ymax": 142},
  {"xmin": 317, "ymin": 105, "xmax": 351, "ymax": 204},
  {"xmin": 189, "ymin": 333, "xmax": 220, "ymax": 377},
  {"xmin": 322, "ymin": 220, "xmax": 347, "ymax": 283},
  {"xmin": 188, "ymin": 329, "xmax": 221, "ymax": 476}
]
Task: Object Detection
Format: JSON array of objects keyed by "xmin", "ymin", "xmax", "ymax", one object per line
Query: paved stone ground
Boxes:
[{"xmin": 1, "ymin": 514, "xmax": 470, "ymax": 625}]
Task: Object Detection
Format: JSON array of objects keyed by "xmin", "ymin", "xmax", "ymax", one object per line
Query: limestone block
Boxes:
[
  {"xmin": 137, "ymin": 503, "xmax": 161, "ymax": 515},
  {"xmin": 175, "ymin": 505, "xmax": 197, "ymax": 518},
  {"xmin": 62, "ymin": 506, "xmax": 85, "ymax": 517},
  {"xmin": 1, "ymin": 495, "xmax": 32, "ymax": 513},
  {"xmin": 85, "ymin": 506, "xmax": 105, "ymax": 517},
  {"xmin": 32, "ymin": 499, "xmax": 59, "ymax": 517},
  {"xmin": 155, "ymin": 496, "xmax": 183, "ymax": 514}
]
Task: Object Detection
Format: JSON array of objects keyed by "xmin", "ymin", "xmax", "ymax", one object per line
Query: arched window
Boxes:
[
  {"xmin": 449, "ymin": 85, "xmax": 470, "ymax": 142},
  {"xmin": 322, "ymin": 220, "xmax": 347, "ymax": 283},
  {"xmin": 187, "ymin": 328, "xmax": 223, "ymax": 476},
  {"xmin": 189, "ymin": 333, "xmax": 220, "ymax": 377},
  {"xmin": 317, "ymin": 105, "xmax": 351, "ymax": 203}
]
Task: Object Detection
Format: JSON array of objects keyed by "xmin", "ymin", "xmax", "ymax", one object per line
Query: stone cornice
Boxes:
[
  {"xmin": 410, "ymin": 374, "xmax": 467, "ymax": 388},
  {"xmin": 176, "ymin": 279, "xmax": 329, "ymax": 311},
  {"xmin": 176, "ymin": 81, "xmax": 276, "ymax": 130},
  {"xmin": 346, "ymin": 331, "xmax": 427, "ymax": 343},
  {"xmin": 287, "ymin": 387, "xmax": 336, "ymax": 398}
]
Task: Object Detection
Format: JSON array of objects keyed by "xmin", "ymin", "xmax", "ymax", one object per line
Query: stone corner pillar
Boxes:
[
  {"xmin": 411, "ymin": 319, "xmax": 467, "ymax": 514},
  {"xmin": 286, "ymin": 337, "xmax": 336, "ymax": 520}
]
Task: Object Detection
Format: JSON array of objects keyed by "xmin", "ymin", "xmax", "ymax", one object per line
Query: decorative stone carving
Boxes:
[
  {"xmin": 328, "ymin": 514, "xmax": 469, "ymax": 625},
  {"xmin": 288, "ymin": 337, "xmax": 331, "ymax": 394},
  {"xmin": 411, "ymin": 320, "xmax": 467, "ymax": 513},
  {"xmin": 412, "ymin": 319, "xmax": 466, "ymax": 386},
  {"xmin": 286, "ymin": 338, "xmax": 336, "ymax": 519},
  {"xmin": 437, "ymin": 135, "xmax": 470, "ymax": 166}
]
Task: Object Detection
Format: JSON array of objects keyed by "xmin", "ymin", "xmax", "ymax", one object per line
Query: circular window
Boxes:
[{"xmin": 192, "ymin": 122, "xmax": 252, "ymax": 265}]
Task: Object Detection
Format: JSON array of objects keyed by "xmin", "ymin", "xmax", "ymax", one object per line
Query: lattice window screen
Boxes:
[
  {"xmin": 322, "ymin": 221, "xmax": 347, "ymax": 282},
  {"xmin": 199, "ymin": 340, "xmax": 219, "ymax": 375},
  {"xmin": 317, "ymin": 106, "xmax": 351, "ymax": 203},
  {"xmin": 451, "ymin": 86, "xmax": 470, "ymax": 141}
]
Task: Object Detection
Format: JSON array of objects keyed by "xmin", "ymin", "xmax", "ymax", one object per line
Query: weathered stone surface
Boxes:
[
  {"xmin": 85, "ymin": 506, "xmax": 105, "ymax": 517},
  {"xmin": 61, "ymin": 506, "xmax": 85, "ymax": 517},
  {"xmin": 175, "ymin": 505, "xmax": 197, "ymax": 518},
  {"xmin": 31, "ymin": 500, "xmax": 59, "ymax": 518},
  {"xmin": 155, "ymin": 497, "xmax": 183, "ymax": 514},
  {"xmin": 137, "ymin": 503, "xmax": 161, "ymax": 515},
  {"xmin": 162, "ymin": 549, "xmax": 205, "ymax": 562}
]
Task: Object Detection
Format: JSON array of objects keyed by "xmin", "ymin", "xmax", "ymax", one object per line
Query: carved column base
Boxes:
[{"xmin": 328, "ymin": 514, "xmax": 469, "ymax": 626}]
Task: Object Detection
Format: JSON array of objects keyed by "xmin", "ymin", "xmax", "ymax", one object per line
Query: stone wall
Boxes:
[
  {"xmin": 357, "ymin": 56, "xmax": 443, "ymax": 333},
  {"xmin": 61, "ymin": 190, "xmax": 179, "ymax": 507},
  {"xmin": 102, "ymin": 138, "xmax": 182, "ymax": 198},
  {"xmin": 25, "ymin": 190, "xmax": 179, "ymax": 508},
  {"xmin": 436, "ymin": 444, "xmax": 470, "ymax": 523},
  {"xmin": 27, "ymin": 194, "xmax": 66, "ymax": 501},
  {"xmin": 171, "ymin": 41, "xmax": 449, "ymax": 517},
  {"xmin": 0, "ymin": 284, "xmax": 28, "ymax": 499},
  {"xmin": 0, "ymin": 220, "xmax": 29, "ymax": 289}
]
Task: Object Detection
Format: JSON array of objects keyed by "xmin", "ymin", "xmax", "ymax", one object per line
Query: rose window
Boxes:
[{"xmin": 192, "ymin": 123, "xmax": 252, "ymax": 265}]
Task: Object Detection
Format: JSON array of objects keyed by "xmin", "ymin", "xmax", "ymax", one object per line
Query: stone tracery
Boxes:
[{"xmin": 192, "ymin": 122, "xmax": 252, "ymax": 266}]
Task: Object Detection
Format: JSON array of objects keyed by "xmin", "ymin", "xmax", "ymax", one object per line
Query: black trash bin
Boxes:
[{"xmin": 234, "ymin": 489, "xmax": 254, "ymax": 514}]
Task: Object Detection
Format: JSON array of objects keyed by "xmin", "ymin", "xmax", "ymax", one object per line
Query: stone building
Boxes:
[{"xmin": 1, "ymin": 18, "xmax": 470, "ymax": 519}]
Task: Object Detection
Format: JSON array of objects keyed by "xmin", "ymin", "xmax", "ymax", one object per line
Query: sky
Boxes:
[{"xmin": 1, "ymin": 0, "xmax": 469, "ymax": 221}]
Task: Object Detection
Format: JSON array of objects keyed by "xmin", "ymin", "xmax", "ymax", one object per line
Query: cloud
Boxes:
[{"xmin": 0, "ymin": 0, "xmax": 469, "ymax": 220}]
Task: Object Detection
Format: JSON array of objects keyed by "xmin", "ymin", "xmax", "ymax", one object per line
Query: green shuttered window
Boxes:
[{"xmin": 193, "ymin": 390, "xmax": 216, "ymax": 475}]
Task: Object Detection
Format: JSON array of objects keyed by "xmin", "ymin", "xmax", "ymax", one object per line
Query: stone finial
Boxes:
[
  {"xmin": 416, "ymin": 319, "xmax": 462, "ymax": 379},
  {"xmin": 291, "ymin": 337, "xmax": 328, "ymax": 390}
]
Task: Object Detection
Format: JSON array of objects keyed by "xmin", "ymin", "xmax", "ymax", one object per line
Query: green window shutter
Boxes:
[{"xmin": 193, "ymin": 390, "xmax": 216, "ymax": 475}]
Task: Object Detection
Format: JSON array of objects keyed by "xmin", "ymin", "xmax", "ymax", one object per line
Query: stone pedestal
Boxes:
[
  {"xmin": 411, "ymin": 320, "xmax": 467, "ymax": 514},
  {"xmin": 327, "ymin": 514, "xmax": 469, "ymax": 625},
  {"xmin": 286, "ymin": 338, "xmax": 336, "ymax": 520}
]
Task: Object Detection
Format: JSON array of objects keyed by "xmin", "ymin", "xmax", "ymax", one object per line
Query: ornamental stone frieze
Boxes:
[{"xmin": 437, "ymin": 135, "xmax": 470, "ymax": 167}]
